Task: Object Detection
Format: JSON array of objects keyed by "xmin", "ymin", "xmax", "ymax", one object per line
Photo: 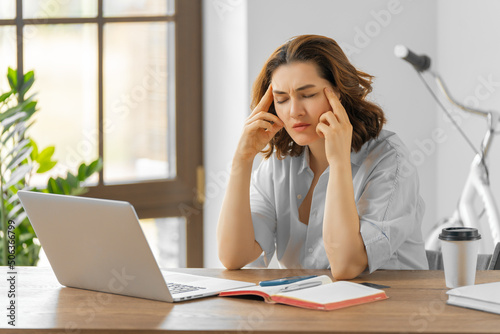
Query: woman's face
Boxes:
[{"xmin": 271, "ymin": 61, "xmax": 335, "ymax": 146}]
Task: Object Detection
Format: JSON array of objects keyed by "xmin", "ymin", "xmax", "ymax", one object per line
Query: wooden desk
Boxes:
[{"xmin": 0, "ymin": 267, "xmax": 499, "ymax": 333}]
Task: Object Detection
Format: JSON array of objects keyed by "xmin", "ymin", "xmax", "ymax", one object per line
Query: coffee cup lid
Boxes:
[{"xmin": 438, "ymin": 227, "xmax": 481, "ymax": 241}]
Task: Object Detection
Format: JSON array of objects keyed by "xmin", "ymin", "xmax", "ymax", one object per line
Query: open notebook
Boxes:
[{"xmin": 219, "ymin": 275, "xmax": 388, "ymax": 311}]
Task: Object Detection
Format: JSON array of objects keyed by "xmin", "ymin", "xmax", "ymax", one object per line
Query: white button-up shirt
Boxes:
[{"xmin": 248, "ymin": 130, "xmax": 429, "ymax": 272}]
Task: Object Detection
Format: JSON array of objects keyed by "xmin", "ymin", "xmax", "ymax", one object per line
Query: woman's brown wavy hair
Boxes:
[{"xmin": 252, "ymin": 35, "xmax": 386, "ymax": 159}]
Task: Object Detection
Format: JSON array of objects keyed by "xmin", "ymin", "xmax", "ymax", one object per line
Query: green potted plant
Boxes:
[{"xmin": 0, "ymin": 67, "xmax": 102, "ymax": 266}]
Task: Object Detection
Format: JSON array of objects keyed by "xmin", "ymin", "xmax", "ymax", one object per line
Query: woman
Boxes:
[{"xmin": 217, "ymin": 35, "xmax": 428, "ymax": 279}]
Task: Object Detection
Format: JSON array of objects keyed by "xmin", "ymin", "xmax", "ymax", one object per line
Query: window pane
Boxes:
[
  {"xmin": 140, "ymin": 217, "xmax": 186, "ymax": 268},
  {"xmin": 0, "ymin": 1, "xmax": 15, "ymax": 19},
  {"xmin": 104, "ymin": 0, "xmax": 173, "ymax": 17},
  {"xmin": 24, "ymin": 24, "xmax": 98, "ymax": 187},
  {"xmin": 23, "ymin": 0, "xmax": 97, "ymax": 19},
  {"xmin": 0, "ymin": 26, "xmax": 16, "ymax": 93},
  {"xmin": 104, "ymin": 22, "xmax": 175, "ymax": 184}
]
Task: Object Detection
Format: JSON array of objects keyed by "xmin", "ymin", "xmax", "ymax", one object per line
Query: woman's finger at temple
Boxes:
[
  {"xmin": 324, "ymin": 87, "xmax": 350, "ymax": 124},
  {"xmin": 250, "ymin": 84, "xmax": 274, "ymax": 117}
]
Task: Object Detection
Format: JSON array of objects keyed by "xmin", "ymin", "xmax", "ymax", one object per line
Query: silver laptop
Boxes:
[{"xmin": 18, "ymin": 190, "xmax": 254, "ymax": 302}]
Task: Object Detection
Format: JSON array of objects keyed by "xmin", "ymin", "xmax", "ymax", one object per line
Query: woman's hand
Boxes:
[
  {"xmin": 316, "ymin": 87, "xmax": 353, "ymax": 168},
  {"xmin": 235, "ymin": 84, "xmax": 285, "ymax": 162}
]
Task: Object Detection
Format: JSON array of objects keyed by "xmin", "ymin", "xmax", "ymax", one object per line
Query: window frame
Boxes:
[{"xmin": 0, "ymin": 0, "xmax": 204, "ymax": 267}]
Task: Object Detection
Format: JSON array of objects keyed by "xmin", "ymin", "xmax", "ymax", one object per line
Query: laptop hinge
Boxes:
[{"xmin": 196, "ymin": 165, "xmax": 205, "ymax": 204}]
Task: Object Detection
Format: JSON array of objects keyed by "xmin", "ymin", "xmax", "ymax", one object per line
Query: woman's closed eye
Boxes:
[{"xmin": 275, "ymin": 94, "xmax": 317, "ymax": 104}]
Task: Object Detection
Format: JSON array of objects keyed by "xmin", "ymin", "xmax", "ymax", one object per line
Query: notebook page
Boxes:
[
  {"xmin": 222, "ymin": 275, "xmax": 331, "ymax": 295},
  {"xmin": 277, "ymin": 281, "xmax": 383, "ymax": 304}
]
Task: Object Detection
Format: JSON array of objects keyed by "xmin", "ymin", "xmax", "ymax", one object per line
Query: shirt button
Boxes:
[
  {"xmin": 305, "ymin": 257, "xmax": 315, "ymax": 266},
  {"xmin": 297, "ymin": 194, "xmax": 302, "ymax": 200},
  {"xmin": 308, "ymin": 247, "xmax": 314, "ymax": 253}
]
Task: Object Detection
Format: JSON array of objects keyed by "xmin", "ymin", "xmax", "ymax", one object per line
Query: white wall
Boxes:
[
  {"xmin": 436, "ymin": 0, "xmax": 500, "ymax": 253},
  {"xmin": 203, "ymin": 0, "xmax": 459, "ymax": 267},
  {"xmin": 202, "ymin": 0, "xmax": 248, "ymax": 267}
]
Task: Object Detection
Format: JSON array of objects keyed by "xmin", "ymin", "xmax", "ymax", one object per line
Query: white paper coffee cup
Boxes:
[{"xmin": 439, "ymin": 227, "xmax": 481, "ymax": 288}]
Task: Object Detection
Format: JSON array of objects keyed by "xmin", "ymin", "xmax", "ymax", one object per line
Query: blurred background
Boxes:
[
  {"xmin": 1, "ymin": 0, "xmax": 499, "ymax": 268},
  {"xmin": 203, "ymin": 0, "xmax": 500, "ymax": 266}
]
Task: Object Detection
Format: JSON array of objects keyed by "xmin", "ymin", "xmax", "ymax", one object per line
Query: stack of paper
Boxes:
[{"xmin": 447, "ymin": 282, "xmax": 500, "ymax": 315}]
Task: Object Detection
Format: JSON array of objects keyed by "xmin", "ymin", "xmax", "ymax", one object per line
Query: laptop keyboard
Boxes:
[{"xmin": 167, "ymin": 282, "xmax": 207, "ymax": 295}]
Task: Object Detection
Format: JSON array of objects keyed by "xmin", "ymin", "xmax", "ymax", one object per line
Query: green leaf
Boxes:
[
  {"xmin": 30, "ymin": 139, "xmax": 38, "ymax": 160},
  {"xmin": 37, "ymin": 146, "xmax": 55, "ymax": 163},
  {"xmin": 1, "ymin": 111, "xmax": 27, "ymax": 134},
  {"xmin": 19, "ymin": 71, "xmax": 35, "ymax": 99},
  {"xmin": 86, "ymin": 158, "xmax": 103, "ymax": 177},
  {"xmin": 23, "ymin": 71, "xmax": 34, "ymax": 84},
  {"xmin": 7, "ymin": 67, "xmax": 17, "ymax": 91},
  {"xmin": 15, "ymin": 212, "xmax": 28, "ymax": 226},
  {"xmin": 7, "ymin": 203, "xmax": 23, "ymax": 220},
  {"xmin": 77, "ymin": 163, "xmax": 87, "ymax": 181},
  {"xmin": 47, "ymin": 177, "xmax": 62, "ymax": 194},
  {"xmin": 5, "ymin": 95, "xmax": 38, "ymax": 123},
  {"xmin": 5, "ymin": 163, "xmax": 31, "ymax": 188},
  {"xmin": 57, "ymin": 177, "xmax": 70, "ymax": 195},
  {"xmin": 19, "ymin": 93, "xmax": 37, "ymax": 106},
  {"xmin": 4, "ymin": 138, "xmax": 31, "ymax": 161},
  {"xmin": 0, "ymin": 105, "xmax": 21, "ymax": 123},
  {"xmin": 36, "ymin": 160, "xmax": 57, "ymax": 174},
  {"xmin": 19, "ymin": 232, "xmax": 33, "ymax": 244},
  {"xmin": 0, "ymin": 91, "xmax": 12, "ymax": 103},
  {"xmin": 1, "ymin": 122, "xmax": 26, "ymax": 146},
  {"xmin": 6, "ymin": 192, "xmax": 18, "ymax": 205},
  {"xmin": 6, "ymin": 146, "xmax": 33, "ymax": 171},
  {"xmin": 66, "ymin": 172, "xmax": 79, "ymax": 189},
  {"xmin": 70, "ymin": 187, "xmax": 88, "ymax": 196},
  {"xmin": 17, "ymin": 93, "xmax": 35, "ymax": 106},
  {"xmin": 22, "ymin": 100, "xmax": 37, "ymax": 118}
]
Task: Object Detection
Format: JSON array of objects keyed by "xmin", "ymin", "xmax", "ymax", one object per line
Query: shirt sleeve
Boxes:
[
  {"xmin": 357, "ymin": 141, "xmax": 424, "ymax": 273},
  {"xmin": 248, "ymin": 157, "xmax": 277, "ymax": 267}
]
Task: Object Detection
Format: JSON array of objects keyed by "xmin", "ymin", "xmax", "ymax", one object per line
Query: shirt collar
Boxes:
[
  {"xmin": 351, "ymin": 130, "xmax": 392, "ymax": 166},
  {"xmin": 298, "ymin": 146, "xmax": 311, "ymax": 175},
  {"xmin": 350, "ymin": 144, "xmax": 369, "ymax": 166}
]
